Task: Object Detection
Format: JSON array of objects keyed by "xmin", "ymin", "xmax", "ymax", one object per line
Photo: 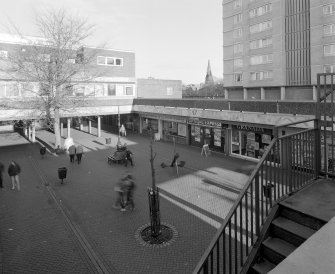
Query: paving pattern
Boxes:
[{"xmin": 0, "ymin": 130, "xmax": 256, "ymax": 273}]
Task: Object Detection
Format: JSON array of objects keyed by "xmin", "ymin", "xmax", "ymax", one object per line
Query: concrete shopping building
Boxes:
[{"xmin": 222, "ymin": 0, "xmax": 335, "ymax": 100}]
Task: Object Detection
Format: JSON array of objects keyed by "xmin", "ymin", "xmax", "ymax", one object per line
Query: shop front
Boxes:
[
  {"xmin": 188, "ymin": 118, "xmax": 226, "ymax": 153},
  {"xmin": 162, "ymin": 119, "xmax": 187, "ymax": 144},
  {"xmin": 231, "ymin": 124, "xmax": 273, "ymax": 160}
]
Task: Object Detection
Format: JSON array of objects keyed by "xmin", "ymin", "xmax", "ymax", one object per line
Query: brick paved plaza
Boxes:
[{"xmin": 0, "ymin": 129, "xmax": 255, "ymax": 274}]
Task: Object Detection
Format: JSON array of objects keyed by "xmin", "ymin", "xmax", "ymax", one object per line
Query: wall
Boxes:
[{"xmin": 137, "ymin": 78, "xmax": 182, "ymax": 98}]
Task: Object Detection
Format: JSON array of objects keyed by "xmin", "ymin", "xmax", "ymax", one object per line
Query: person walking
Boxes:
[
  {"xmin": 68, "ymin": 144, "xmax": 76, "ymax": 163},
  {"xmin": 0, "ymin": 162, "xmax": 4, "ymax": 188},
  {"xmin": 124, "ymin": 174, "xmax": 136, "ymax": 211},
  {"xmin": 8, "ymin": 160, "xmax": 21, "ymax": 191},
  {"xmin": 113, "ymin": 179, "xmax": 126, "ymax": 211},
  {"xmin": 76, "ymin": 145, "xmax": 83, "ymax": 164}
]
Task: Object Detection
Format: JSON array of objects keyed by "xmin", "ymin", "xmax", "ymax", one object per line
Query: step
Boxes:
[
  {"xmin": 251, "ymin": 258, "xmax": 276, "ymax": 274},
  {"xmin": 262, "ymin": 237, "xmax": 296, "ymax": 265},
  {"xmin": 280, "ymin": 207, "xmax": 325, "ymax": 231},
  {"xmin": 271, "ymin": 216, "xmax": 316, "ymax": 246}
]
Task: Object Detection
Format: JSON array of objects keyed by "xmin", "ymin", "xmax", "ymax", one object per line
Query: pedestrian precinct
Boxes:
[
  {"xmin": 8, "ymin": 160, "xmax": 21, "ymax": 191},
  {"xmin": 124, "ymin": 174, "xmax": 136, "ymax": 211},
  {"xmin": 76, "ymin": 145, "xmax": 83, "ymax": 164},
  {"xmin": 0, "ymin": 161, "xmax": 4, "ymax": 188},
  {"xmin": 68, "ymin": 144, "xmax": 76, "ymax": 163},
  {"xmin": 120, "ymin": 124, "xmax": 126, "ymax": 137}
]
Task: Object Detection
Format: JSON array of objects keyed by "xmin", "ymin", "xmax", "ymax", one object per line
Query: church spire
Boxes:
[{"xmin": 205, "ymin": 60, "xmax": 214, "ymax": 85}]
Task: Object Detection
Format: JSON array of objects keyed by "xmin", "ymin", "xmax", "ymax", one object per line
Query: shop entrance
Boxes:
[{"xmin": 189, "ymin": 125, "xmax": 225, "ymax": 153}]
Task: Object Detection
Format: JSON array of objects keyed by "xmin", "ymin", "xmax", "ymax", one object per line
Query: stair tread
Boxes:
[
  {"xmin": 263, "ymin": 237, "xmax": 296, "ymax": 257},
  {"xmin": 252, "ymin": 258, "xmax": 276, "ymax": 274},
  {"xmin": 273, "ymin": 216, "xmax": 316, "ymax": 239}
]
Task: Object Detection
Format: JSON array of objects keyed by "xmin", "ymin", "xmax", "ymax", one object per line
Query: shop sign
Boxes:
[
  {"xmin": 187, "ymin": 118, "xmax": 221, "ymax": 128},
  {"xmin": 235, "ymin": 125, "xmax": 265, "ymax": 132}
]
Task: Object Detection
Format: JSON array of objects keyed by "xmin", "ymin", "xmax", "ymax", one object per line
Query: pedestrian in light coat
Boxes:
[{"xmin": 68, "ymin": 145, "xmax": 76, "ymax": 163}]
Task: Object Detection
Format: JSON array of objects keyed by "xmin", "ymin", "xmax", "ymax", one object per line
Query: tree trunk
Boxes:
[{"xmin": 53, "ymin": 108, "xmax": 61, "ymax": 149}]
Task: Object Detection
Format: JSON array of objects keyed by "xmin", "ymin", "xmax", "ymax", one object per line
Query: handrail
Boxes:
[{"xmin": 193, "ymin": 122, "xmax": 318, "ymax": 274}]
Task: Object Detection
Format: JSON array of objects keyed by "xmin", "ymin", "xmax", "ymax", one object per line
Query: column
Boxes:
[
  {"xmin": 280, "ymin": 87, "xmax": 286, "ymax": 100},
  {"xmin": 79, "ymin": 119, "xmax": 83, "ymax": 131},
  {"xmin": 67, "ymin": 118, "xmax": 71, "ymax": 138},
  {"xmin": 261, "ymin": 88, "xmax": 265, "ymax": 100},
  {"xmin": 27, "ymin": 126, "xmax": 31, "ymax": 141},
  {"xmin": 224, "ymin": 88, "xmax": 229, "ymax": 99},
  {"xmin": 60, "ymin": 122, "xmax": 64, "ymax": 137},
  {"xmin": 88, "ymin": 119, "xmax": 92, "ymax": 134},
  {"xmin": 185, "ymin": 124, "xmax": 190, "ymax": 145},
  {"xmin": 97, "ymin": 116, "xmax": 101, "ymax": 137},
  {"xmin": 243, "ymin": 88, "xmax": 248, "ymax": 100},
  {"xmin": 313, "ymin": 86, "xmax": 317, "ymax": 101},
  {"xmin": 139, "ymin": 117, "xmax": 143, "ymax": 134},
  {"xmin": 31, "ymin": 122, "xmax": 36, "ymax": 143},
  {"xmin": 157, "ymin": 119, "xmax": 162, "ymax": 141}
]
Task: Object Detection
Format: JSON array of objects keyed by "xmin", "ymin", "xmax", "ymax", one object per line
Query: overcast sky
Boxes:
[{"xmin": 0, "ymin": 0, "xmax": 222, "ymax": 84}]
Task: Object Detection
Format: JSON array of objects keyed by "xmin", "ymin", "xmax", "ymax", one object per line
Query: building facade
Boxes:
[{"xmin": 222, "ymin": 0, "xmax": 335, "ymax": 100}]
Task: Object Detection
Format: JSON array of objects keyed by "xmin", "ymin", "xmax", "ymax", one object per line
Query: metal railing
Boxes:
[{"xmin": 193, "ymin": 119, "xmax": 318, "ymax": 274}]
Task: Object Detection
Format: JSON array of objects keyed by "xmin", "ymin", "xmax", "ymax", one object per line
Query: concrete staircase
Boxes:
[{"xmin": 249, "ymin": 203, "xmax": 326, "ymax": 273}]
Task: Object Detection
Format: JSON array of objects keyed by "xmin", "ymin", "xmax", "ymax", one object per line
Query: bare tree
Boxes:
[{"xmin": 2, "ymin": 8, "xmax": 101, "ymax": 148}]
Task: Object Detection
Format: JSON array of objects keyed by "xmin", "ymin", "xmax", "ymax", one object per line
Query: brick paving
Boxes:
[{"xmin": 0, "ymin": 130, "xmax": 256, "ymax": 274}]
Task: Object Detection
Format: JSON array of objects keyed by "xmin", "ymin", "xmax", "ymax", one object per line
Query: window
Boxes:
[
  {"xmin": 126, "ymin": 86, "xmax": 134, "ymax": 95},
  {"xmin": 6, "ymin": 83, "xmax": 20, "ymax": 97},
  {"xmin": 21, "ymin": 82, "xmax": 36, "ymax": 97},
  {"xmin": 250, "ymin": 37, "xmax": 272, "ymax": 49},
  {"xmin": 0, "ymin": 50, "xmax": 8, "ymax": 59},
  {"xmin": 324, "ymin": 44, "xmax": 335, "ymax": 56},
  {"xmin": 323, "ymin": 4, "xmax": 335, "ymax": 15},
  {"xmin": 249, "ymin": 4, "xmax": 272, "ymax": 18},
  {"xmin": 250, "ymin": 71, "xmax": 273, "ymax": 80},
  {"xmin": 324, "ymin": 24, "xmax": 335, "ymax": 35},
  {"xmin": 250, "ymin": 20, "xmax": 272, "ymax": 33},
  {"xmin": 108, "ymin": 84, "xmax": 116, "ymax": 96},
  {"xmin": 38, "ymin": 54, "xmax": 50, "ymax": 62},
  {"xmin": 234, "ymin": 0, "xmax": 242, "ymax": 9},
  {"xmin": 234, "ymin": 28, "xmax": 242, "ymax": 38},
  {"xmin": 234, "ymin": 58, "xmax": 243, "ymax": 68},
  {"xmin": 234, "ymin": 73, "xmax": 243, "ymax": 82},
  {"xmin": 167, "ymin": 87, "xmax": 173, "ymax": 95},
  {"xmin": 97, "ymin": 56, "xmax": 105, "ymax": 65},
  {"xmin": 67, "ymin": 58, "xmax": 76, "ymax": 64},
  {"xmin": 250, "ymin": 54, "xmax": 273, "ymax": 65},
  {"xmin": 97, "ymin": 56, "xmax": 123, "ymax": 66},
  {"xmin": 324, "ymin": 65, "xmax": 335, "ymax": 73},
  {"xmin": 234, "ymin": 43, "xmax": 243, "ymax": 54},
  {"xmin": 234, "ymin": 13, "xmax": 242, "ymax": 24}
]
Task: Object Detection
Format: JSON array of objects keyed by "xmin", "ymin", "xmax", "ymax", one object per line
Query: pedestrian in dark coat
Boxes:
[
  {"xmin": 124, "ymin": 149, "xmax": 134, "ymax": 167},
  {"xmin": 0, "ymin": 162, "xmax": 4, "ymax": 188},
  {"xmin": 76, "ymin": 145, "xmax": 83, "ymax": 164},
  {"xmin": 124, "ymin": 174, "xmax": 136, "ymax": 211},
  {"xmin": 8, "ymin": 161, "xmax": 21, "ymax": 190}
]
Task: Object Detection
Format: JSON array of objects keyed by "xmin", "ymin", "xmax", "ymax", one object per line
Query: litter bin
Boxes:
[
  {"xmin": 58, "ymin": 167, "xmax": 67, "ymax": 184},
  {"xmin": 106, "ymin": 138, "xmax": 111, "ymax": 144}
]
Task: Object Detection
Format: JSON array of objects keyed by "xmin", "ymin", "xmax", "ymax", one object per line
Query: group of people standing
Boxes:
[
  {"xmin": 68, "ymin": 144, "xmax": 84, "ymax": 164},
  {"xmin": 0, "ymin": 160, "xmax": 21, "ymax": 190}
]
